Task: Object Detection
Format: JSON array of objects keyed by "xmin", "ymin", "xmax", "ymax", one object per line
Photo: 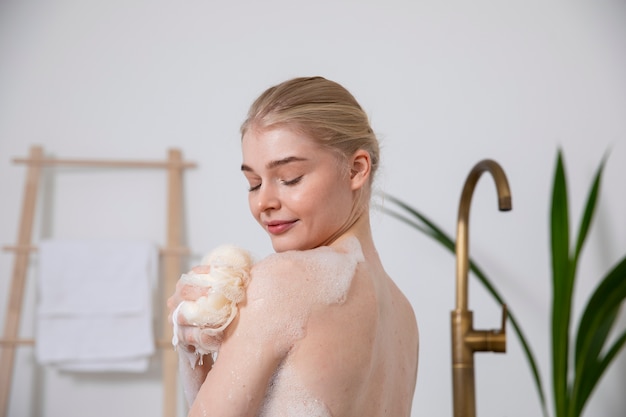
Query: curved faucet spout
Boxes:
[
  {"xmin": 455, "ymin": 159, "xmax": 511, "ymax": 311},
  {"xmin": 451, "ymin": 159, "xmax": 511, "ymax": 417}
]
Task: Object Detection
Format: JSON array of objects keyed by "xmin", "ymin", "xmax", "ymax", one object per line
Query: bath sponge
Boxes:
[{"xmin": 171, "ymin": 244, "xmax": 253, "ymax": 356}]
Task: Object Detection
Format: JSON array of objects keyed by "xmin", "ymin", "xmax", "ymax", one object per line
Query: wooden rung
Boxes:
[
  {"xmin": 2, "ymin": 245, "xmax": 192, "ymax": 256},
  {"xmin": 13, "ymin": 157, "xmax": 197, "ymax": 170},
  {"xmin": 0, "ymin": 338, "xmax": 174, "ymax": 349},
  {"xmin": 1, "ymin": 245, "xmax": 36, "ymax": 252},
  {"xmin": 0, "ymin": 338, "xmax": 34, "ymax": 346}
]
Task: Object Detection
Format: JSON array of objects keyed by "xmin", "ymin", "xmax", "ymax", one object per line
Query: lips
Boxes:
[{"xmin": 265, "ymin": 220, "xmax": 297, "ymax": 235}]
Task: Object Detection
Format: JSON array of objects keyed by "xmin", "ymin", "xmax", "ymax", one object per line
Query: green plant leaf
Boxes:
[
  {"xmin": 571, "ymin": 155, "xmax": 605, "ymax": 267},
  {"xmin": 562, "ymin": 152, "xmax": 604, "ymax": 417},
  {"xmin": 551, "ymin": 150, "xmax": 574, "ymax": 417},
  {"xmin": 377, "ymin": 193, "xmax": 548, "ymax": 417},
  {"xmin": 573, "ymin": 259, "xmax": 625, "ymax": 371},
  {"xmin": 574, "ymin": 329, "xmax": 626, "ymax": 417},
  {"xmin": 378, "ymin": 195, "xmax": 455, "ymax": 252},
  {"xmin": 572, "ymin": 255, "xmax": 626, "ymax": 416}
]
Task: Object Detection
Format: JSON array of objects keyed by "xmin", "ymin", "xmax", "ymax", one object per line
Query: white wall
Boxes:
[{"xmin": 1, "ymin": 1, "xmax": 625, "ymax": 416}]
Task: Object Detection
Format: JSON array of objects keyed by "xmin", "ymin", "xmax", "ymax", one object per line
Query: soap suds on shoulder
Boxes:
[{"xmin": 244, "ymin": 237, "xmax": 364, "ymax": 350}]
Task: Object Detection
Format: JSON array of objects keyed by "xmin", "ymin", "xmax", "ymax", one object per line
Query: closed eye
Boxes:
[
  {"xmin": 282, "ymin": 176, "xmax": 303, "ymax": 186},
  {"xmin": 248, "ymin": 183, "xmax": 261, "ymax": 192}
]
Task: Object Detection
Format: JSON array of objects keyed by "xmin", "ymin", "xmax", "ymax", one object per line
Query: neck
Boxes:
[{"xmin": 327, "ymin": 208, "xmax": 376, "ymax": 255}]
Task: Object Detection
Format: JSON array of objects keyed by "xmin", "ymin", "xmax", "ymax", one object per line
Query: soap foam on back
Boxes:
[
  {"xmin": 245, "ymin": 237, "xmax": 363, "ymax": 349},
  {"xmin": 259, "ymin": 361, "xmax": 331, "ymax": 417},
  {"xmin": 242, "ymin": 237, "xmax": 365, "ymax": 415}
]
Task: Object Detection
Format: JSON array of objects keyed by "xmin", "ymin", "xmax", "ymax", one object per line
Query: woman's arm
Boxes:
[
  {"xmin": 171, "ymin": 253, "xmax": 313, "ymax": 416},
  {"xmin": 178, "ymin": 347, "xmax": 213, "ymax": 407},
  {"xmin": 186, "ymin": 298, "xmax": 286, "ymax": 417},
  {"xmin": 168, "ymin": 265, "xmax": 215, "ymax": 406}
]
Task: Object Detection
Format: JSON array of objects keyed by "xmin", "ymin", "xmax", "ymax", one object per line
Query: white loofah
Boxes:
[{"xmin": 172, "ymin": 245, "xmax": 253, "ymax": 357}]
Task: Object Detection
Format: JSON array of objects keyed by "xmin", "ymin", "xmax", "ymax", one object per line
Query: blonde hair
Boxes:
[{"xmin": 240, "ymin": 76, "xmax": 380, "ymax": 183}]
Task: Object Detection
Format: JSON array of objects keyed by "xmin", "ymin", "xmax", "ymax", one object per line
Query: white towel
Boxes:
[{"xmin": 35, "ymin": 239, "xmax": 157, "ymax": 373}]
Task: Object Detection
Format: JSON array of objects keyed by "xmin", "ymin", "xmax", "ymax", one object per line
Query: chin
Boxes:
[
  {"xmin": 271, "ymin": 241, "xmax": 298, "ymax": 253},
  {"xmin": 270, "ymin": 236, "xmax": 313, "ymax": 253}
]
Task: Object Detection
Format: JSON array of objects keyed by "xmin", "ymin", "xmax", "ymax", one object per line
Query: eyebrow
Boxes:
[{"xmin": 241, "ymin": 156, "xmax": 308, "ymax": 172}]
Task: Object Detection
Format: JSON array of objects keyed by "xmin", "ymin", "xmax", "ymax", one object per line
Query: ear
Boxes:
[{"xmin": 349, "ymin": 149, "xmax": 371, "ymax": 191}]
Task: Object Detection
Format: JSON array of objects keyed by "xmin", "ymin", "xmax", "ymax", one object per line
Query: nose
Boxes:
[{"xmin": 255, "ymin": 183, "xmax": 280, "ymax": 213}]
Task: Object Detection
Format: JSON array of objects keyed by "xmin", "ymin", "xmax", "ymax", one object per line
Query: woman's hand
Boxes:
[
  {"xmin": 167, "ymin": 265, "xmax": 212, "ymax": 352},
  {"xmin": 168, "ymin": 266, "xmax": 215, "ymax": 406},
  {"xmin": 168, "ymin": 265, "xmax": 211, "ymax": 311}
]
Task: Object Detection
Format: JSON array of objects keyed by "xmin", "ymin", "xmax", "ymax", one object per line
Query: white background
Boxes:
[{"xmin": 1, "ymin": 1, "xmax": 625, "ymax": 416}]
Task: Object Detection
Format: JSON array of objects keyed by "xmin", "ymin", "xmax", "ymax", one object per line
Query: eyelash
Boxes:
[
  {"xmin": 282, "ymin": 175, "xmax": 303, "ymax": 186},
  {"xmin": 247, "ymin": 176, "xmax": 303, "ymax": 192}
]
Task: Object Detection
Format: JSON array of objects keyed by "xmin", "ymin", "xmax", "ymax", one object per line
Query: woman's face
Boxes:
[{"xmin": 241, "ymin": 126, "xmax": 355, "ymax": 252}]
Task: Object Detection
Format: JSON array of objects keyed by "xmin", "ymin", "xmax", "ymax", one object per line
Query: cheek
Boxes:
[
  {"xmin": 287, "ymin": 187, "xmax": 321, "ymax": 214},
  {"xmin": 300, "ymin": 179, "xmax": 351, "ymax": 215},
  {"xmin": 288, "ymin": 189, "xmax": 310, "ymax": 206}
]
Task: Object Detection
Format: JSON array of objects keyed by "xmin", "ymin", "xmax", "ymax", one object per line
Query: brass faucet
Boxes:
[{"xmin": 452, "ymin": 159, "xmax": 511, "ymax": 417}]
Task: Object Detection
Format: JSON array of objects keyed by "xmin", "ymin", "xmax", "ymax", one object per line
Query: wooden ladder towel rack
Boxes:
[{"xmin": 0, "ymin": 145, "xmax": 196, "ymax": 417}]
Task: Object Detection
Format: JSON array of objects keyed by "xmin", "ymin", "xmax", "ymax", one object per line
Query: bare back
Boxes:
[
  {"xmin": 235, "ymin": 237, "xmax": 418, "ymax": 417},
  {"xmin": 279, "ymin": 269, "xmax": 418, "ymax": 417}
]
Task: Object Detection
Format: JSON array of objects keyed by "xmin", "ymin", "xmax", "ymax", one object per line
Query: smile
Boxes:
[{"xmin": 265, "ymin": 220, "xmax": 297, "ymax": 235}]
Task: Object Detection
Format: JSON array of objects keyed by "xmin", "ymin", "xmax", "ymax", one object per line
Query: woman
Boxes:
[{"xmin": 169, "ymin": 76, "xmax": 419, "ymax": 416}]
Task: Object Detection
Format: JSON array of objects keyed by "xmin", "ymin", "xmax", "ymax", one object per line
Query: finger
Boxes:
[
  {"xmin": 171, "ymin": 279, "xmax": 210, "ymax": 303},
  {"xmin": 177, "ymin": 325, "xmax": 203, "ymax": 347},
  {"xmin": 166, "ymin": 293, "xmax": 180, "ymax": 311},
  {"xmin": 179, "ymin": 283, "xmax": 209, "ymax": 300},
  {"xmin": 191, "ymin": 265, "xmax": 210, "ymax": 274}
]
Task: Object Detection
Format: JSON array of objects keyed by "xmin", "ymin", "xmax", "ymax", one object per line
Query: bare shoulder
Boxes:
[
  {"xmin": 247, "ymin": 237, "xmax": 364, "ymax": 306},
  {"xmin": 230, "ymin": 238, "xmax": 364, "ymax": 354}
]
